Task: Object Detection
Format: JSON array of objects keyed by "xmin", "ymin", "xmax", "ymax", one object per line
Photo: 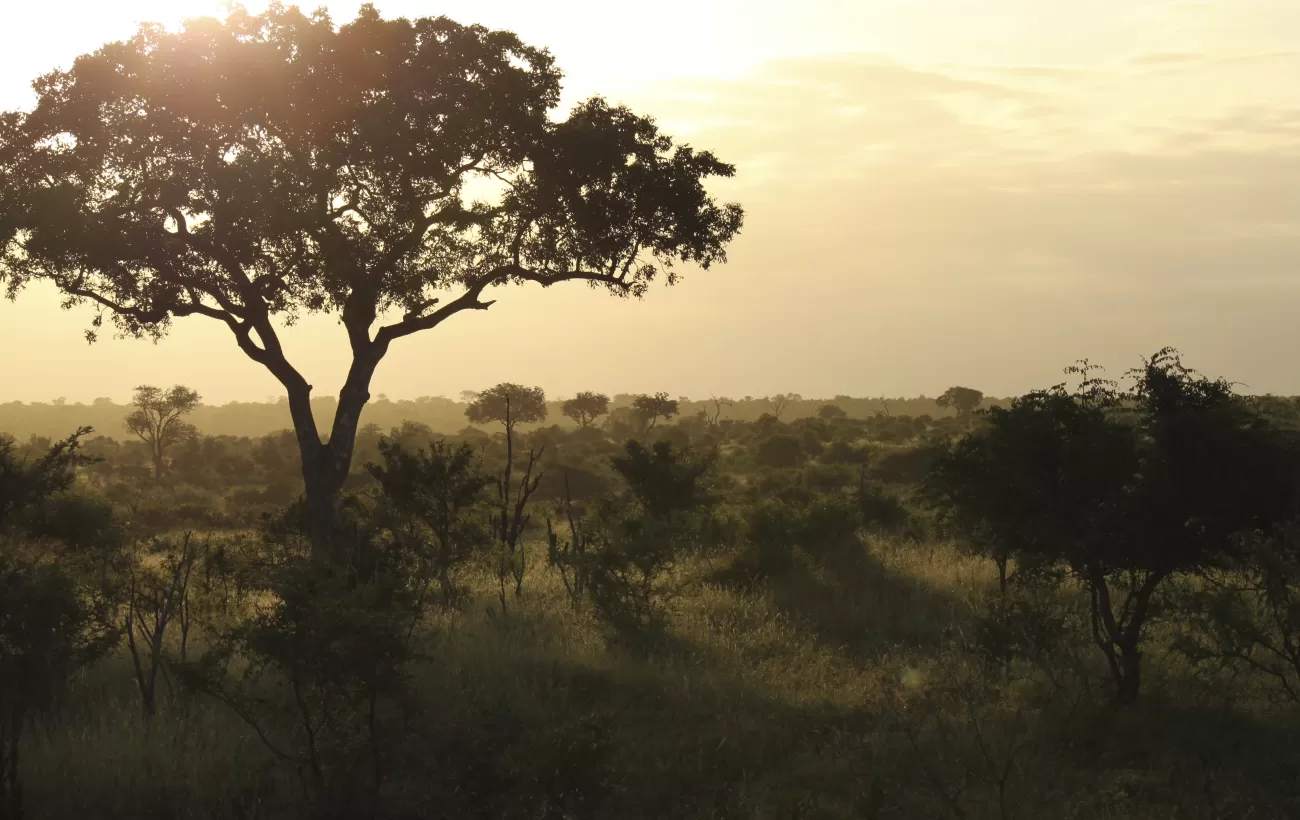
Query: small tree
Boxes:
[
  {"xmin": 466, "ymin": 384, "xmax": 548, "ymax": 609},
  {"xmin": 366, "ymin": 437, "xmax": 491, "ymax": 606},
  {"xmin": 546, "ymin": 471, "xmax": 594, "ymax": 609},
  {"xmin": 936, "ymin": 386, "xmax": 984, "ymax": 417},
  {"xmin": 123, "ymin": 531, "xmax": 200, "ymax": 722},
  {"xmin": 767, "ymin": 393, "xmax": 802, "ymax": 421},
  {"xmin": 124, "ymin": 385, "xmax": 201, "ymax": 481},
  {"xmin": 630, "ymin": 392, "xmax": 679, "ymax": 433},
  {"xmin": 561, "ymin": 392, "xmax": 611, "ymax": 429},
  {"xmin": 817, "ymin": 403, "xmax": 847, "ymax": 421},
  {"xmin": 702, "ymin": 395, "xmax": 734, "ymax": 429},
  {"xmin": 465, "ymin": 384, "xmax": 548, "ymax": 437},
  {"xmin": 581, "ymin": 441, "xmax": 717, "ymax": 636}
]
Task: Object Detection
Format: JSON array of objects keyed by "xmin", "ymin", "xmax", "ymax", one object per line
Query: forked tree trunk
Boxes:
[
  {"xmin": 285, "ymin": 352, "xmax": 380, "ymax": 563},
  {"xmin": 1088, "ymin": 567, "xmax": 1166, "ymax": 706}
]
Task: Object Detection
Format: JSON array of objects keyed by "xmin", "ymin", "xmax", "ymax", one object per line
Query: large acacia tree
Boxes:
[{"xmin": 0, "ymin": 4, "xmax": 743, "ymax": 558}]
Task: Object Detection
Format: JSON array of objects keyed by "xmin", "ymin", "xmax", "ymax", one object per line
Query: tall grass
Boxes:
[{"xmin": 17, "ymin": 534, "xmax": 1300, "ymax": 819}]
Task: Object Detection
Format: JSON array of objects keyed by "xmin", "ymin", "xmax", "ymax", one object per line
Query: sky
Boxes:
[{"xmin": 1, "ymin": 0, "xmax": 1298, "ymax": 404}]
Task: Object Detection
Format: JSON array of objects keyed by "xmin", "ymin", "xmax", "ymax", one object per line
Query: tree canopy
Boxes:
[
  {"xmin": 561, "ymin": 392, "xmax": 610, "ymax": 429},
  {"xmin": 464, "ymin": 383, "xmax": 547, "ymax": 433},
  {"xmin": 936, "ymin": 386, "xmax": 984, "ymax": 416},
  {"xmin": 0, "ymin": 3, "xmax": 742, "ymax": 555},
  {"xmin": 631, "ymin": 392, "xmax": 679, "ymax": 432},
  {"xmin": 925, "ymin": 350, "xmax": 1300, "ymax": 702},
  {"xmin": 124, "ymin": 384, "xmax": 201, "ymax": 480}
]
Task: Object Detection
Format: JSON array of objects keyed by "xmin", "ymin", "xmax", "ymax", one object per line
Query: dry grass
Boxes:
[{"xmin": 16, "ymin": 534, "xmax": 1300, "ymax": 819}]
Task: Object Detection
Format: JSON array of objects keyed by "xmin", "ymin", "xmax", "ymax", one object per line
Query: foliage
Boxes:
[
  {"xmin": 464, "ymin": 383, "xmax": 548, "ymax": 434},
  {"xmin": 366, "ymin": 436, "xmax": 492, "ymax": 605},
  {"xmin": 123, "ymin": 532, "xmax": 202, "ymax": 721},
  {"xmin": 856, "ymin": 475, "xmax": 913, "ymax": 536},
  {"xmin": 742, "ymin": 493, "xmax": 861, "ymax": 577},
  {"xmin": 817, "ymin": 403, "xmax": 847, "ymax": 421},
  {"xmin": 561, "ymin": 391, "xmax": 611, "ymax": 429},
  {"xmin": 755, "ymin": 434, "xmax": 805, "ymax": 468},
  {"xmin": 182, "ymin": 525, "xmax": 427, "ymax": 817},
  {"xmin": 124, "ymin": 385, "xmax": 201, "ymax": 481},
  {"xmin": 1173, "ymin": 522, "xmax": 1300, "ymax": 705},
  {"xmin": 925, "ymin": 350, "xmax": 1300, "ymax": 703},
  {"xmin": 0, "ymin": 3, "xmax": 742, "ymax": 559},
  {"xmin": 0, "ymin": 429, "xmax": 118, "ymax": 819},
  {"xmin": 630, "ymin": 392, "xmax": 680, "ymax": 433},
  {"xmin": 936, "ymin": 386, "xmax": 985, "ymax": 416},
  {"xmin": 610, "ymin": 439, "xmax": 715, "ymax": 521}
]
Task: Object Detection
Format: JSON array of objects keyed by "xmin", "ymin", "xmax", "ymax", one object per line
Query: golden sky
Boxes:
[{"xmin": 1, "ymin": 1, "xmax": 1298, "ymax": 403}]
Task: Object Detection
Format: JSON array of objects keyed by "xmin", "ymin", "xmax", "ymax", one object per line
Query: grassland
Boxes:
[{"xmin": 17, "ymin": 532, "xmax": 1299, "ymax": 820}]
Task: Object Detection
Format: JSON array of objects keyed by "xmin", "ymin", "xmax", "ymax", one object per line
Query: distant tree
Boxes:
[
  {"xmin": 631, "ymin": 393, "xmax": 680, "ymax": 433},
  {"xmin": 465, "ymin": 384, "xmax": 548, "ymax": 437},
  {"xmin": 767, "ymin": 393, "xmax": 802, "ymax": 421},
  {"xmin": 0, "ymin": 5, "xmax": 743, "ymax": 560},
  {"xmin": 702, "ymin": 396, "xmax": 734, "ymax": 429},
  {"xmin": 465, "ymin": 384, "xmax": 547, "ymax": 608},
  {"xmin": 936, "ymin": 386, "xmax": 984, "ymax": 416},
  {"xmin": 562, "ymin": 392, "xmax": 611, "ymax": 429},
  {"xmin": 124, "ymin": 385, "xmax": 201, "ymax": 481},
  {"xmin": 817, "ymin": 404, "xmax": 847, "ymax": 421}
]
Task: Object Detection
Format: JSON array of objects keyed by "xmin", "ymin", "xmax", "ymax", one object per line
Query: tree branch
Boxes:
[{"xmin": 373, "ymin": 264, "xmax": 634, "ymax": 348}]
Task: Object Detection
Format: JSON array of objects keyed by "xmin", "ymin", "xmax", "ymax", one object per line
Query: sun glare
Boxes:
[{"xmin": 120, "ymin": 0, "xmax": 273, "ymax": 30}]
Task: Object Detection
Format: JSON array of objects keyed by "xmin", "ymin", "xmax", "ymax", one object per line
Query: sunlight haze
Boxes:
[{"xmin": 1, "ymin": 0, "xmax": 1297, "ymax": 404}]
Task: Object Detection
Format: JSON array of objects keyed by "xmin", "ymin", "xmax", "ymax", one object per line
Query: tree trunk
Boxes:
[
  {"xmin": 287, "ymin": 353, "xmax": 380, "ymax": 563},
  {"xmin": 1114, "ymin": 641, "xmax": 1143, "ymax": 705}
]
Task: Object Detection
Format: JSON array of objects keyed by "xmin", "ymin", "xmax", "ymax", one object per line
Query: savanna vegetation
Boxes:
[{"xmin": 2, "ymin": 4, "xmax": 1299, "ymax": 820}]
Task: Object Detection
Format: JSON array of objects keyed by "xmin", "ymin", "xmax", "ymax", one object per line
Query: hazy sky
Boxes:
[{"xmin": 1, "ymin": 0, "xmax": 1298, "ymax": 404}]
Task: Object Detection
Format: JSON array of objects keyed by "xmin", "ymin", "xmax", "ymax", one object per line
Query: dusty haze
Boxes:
[{"xmin": 1, "ymin": 0, "xmax": 1297, "ymax": 403}]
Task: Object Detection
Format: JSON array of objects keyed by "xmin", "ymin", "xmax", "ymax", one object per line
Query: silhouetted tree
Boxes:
[
  {"xmin": 926, "ymin": 351, "xmax": 1300, "ymax": 704},
  {"xmin": 367, "ymin": 437, "xmax": 491, "ymax": 605},
  {"xmin": 817, "ymin": 404, "xmax": 847, "ymax": 421},
  {"xmin": 702, "ymin": 395, "xmax": 734, "ymax": 429},
  {"xmin": 936, "ymin": 386, "xmax": 984, "ymax": 416},
  {"xmin": 631, "ymin": 393, "xmax": 679, "ymax": 433},
  {"xmin": 465, "ymin": 384, "xmax": 548, "ymax": 438},
  {"xmin": 610, "ymin": 440, "xmax": 715, "ymax": 521},
  {"xmin": 465, "ymin": 384, "xmax": 547, "ymax": 608},
  {"xmin": 0, "ymin": 5, "xmax": 743, "ymax": 560},
  {"xmin": 767, "ymin": 393, "xmax": 801, "ymax": 421},
  {"xmin": 561, "ymin": 392, "xmax": 610, "ymax": 429},
  {"xmin": 124, "ymin": 385, "xmax": 201, "ymax": 480}
]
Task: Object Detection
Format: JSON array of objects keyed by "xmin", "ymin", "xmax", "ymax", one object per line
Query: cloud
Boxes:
[
  {"xmin": 628, "ymin": 52, "xmax": 1300, "ymax": 359},
  {"xmin": 1129, "ymin": 52, "xmax": 1207, "ymax": 66}
]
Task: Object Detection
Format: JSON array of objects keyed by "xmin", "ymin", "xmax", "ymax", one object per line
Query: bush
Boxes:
[{"xmin": 857, "ymin": 480, "xmax": 912, "ymax": 535}]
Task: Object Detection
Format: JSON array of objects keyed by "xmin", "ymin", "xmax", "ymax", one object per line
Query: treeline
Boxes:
[{"xmin": 0, "ymin": 393, "xmax": 1004, "ymax": 441}]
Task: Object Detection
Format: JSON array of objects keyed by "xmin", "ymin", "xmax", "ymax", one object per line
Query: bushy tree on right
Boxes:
[{"xmin": 927, "ymin": 349, "xmax": 1300, "ymax": 704}]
